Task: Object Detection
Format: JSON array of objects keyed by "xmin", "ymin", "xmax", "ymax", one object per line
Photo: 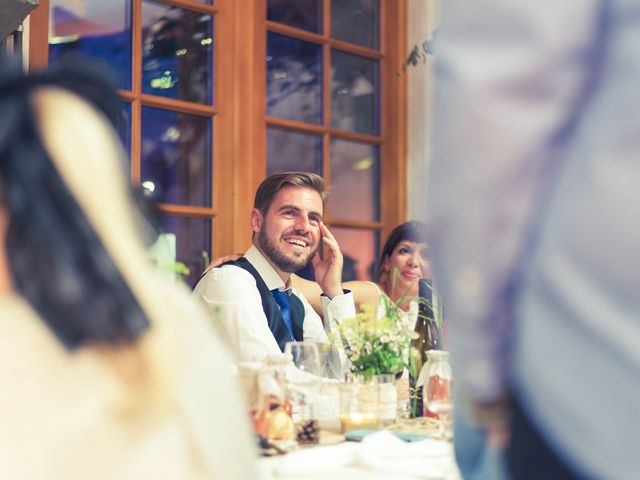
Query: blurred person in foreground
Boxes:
[
  {"xmin": 428, "ymin": 1, "xmax": 640, "ymax": 479},
  {"xmin": 0, "ymin": 58, "xmax": 256, "ymax": 479}
]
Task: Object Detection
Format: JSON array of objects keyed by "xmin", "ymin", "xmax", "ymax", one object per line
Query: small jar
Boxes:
[
  {"xmin": 253, "ymin": 354, "xmax": 295, "ymax": 441},
  {"xmin": 376, "ymin": 373, "xmax": 398, "ymax": 423},
  {"xmin": 420, "ymin": 350, "xmax": 452, "ymax": 418},
  {"xmin": 339, "ymin": 375, "xmax": 379, "ymax": 433}
]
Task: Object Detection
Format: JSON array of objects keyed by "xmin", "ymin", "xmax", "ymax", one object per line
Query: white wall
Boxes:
[{"xmin": 406, "ymin": 0, "xmax": 439, "ymax": 222}]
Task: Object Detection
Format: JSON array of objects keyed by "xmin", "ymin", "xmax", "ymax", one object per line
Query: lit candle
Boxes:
[{"xmin": 340, "ymin": 412, "xmax": 379, "ymax": 432}]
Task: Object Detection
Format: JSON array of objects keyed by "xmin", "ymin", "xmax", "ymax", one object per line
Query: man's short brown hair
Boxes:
[{"xmin": 253, "ymin": 172, "xmax": 327, "ymax": 215}]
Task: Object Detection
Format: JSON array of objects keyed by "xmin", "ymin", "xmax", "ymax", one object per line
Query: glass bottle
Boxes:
[
  {"xmin": 409, "ymin": 279, "xmax": 442, "ymax": 416},
  {"xmin": 422, "ymin": 350, "xmax": 453, "ymax": 436}
]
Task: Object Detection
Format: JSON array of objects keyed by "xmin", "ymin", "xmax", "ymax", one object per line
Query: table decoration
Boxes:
[
  {"xmin": 334, "ymin": 289, "xmax": 418, "ymax": 422},
  {"xmin": 410, "ymin": 279, "xmax": 445, "ymax": 417},
  {"xmin": 238, "ymin": 356, "xmax": 296, "ymax": 442},
  {"xmin": 422, "ymin": 350, "xmax": 453, "ymax": 439},
  {"xmin": 339, "ymin": 379, "xmax": 380, "ymax": 432}
]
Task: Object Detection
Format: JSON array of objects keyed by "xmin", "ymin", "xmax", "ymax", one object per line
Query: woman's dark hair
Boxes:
[
  {"xmin": 377, "ymin": 221, "xmax": 428, "ymax": 281},
  {"xmin": 0, "ymin": 56, "xmax": 150, "ymax": 349}
]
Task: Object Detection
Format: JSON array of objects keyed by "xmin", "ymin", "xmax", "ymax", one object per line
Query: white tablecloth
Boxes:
[{"xmin": 258, "ymin": 431, "xmax": 461, "ymax": 480}]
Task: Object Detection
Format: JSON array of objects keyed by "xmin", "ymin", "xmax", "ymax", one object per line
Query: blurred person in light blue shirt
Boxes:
[{"xmin": 428, "ymin": 0, "xmax": 640, "ymax": 478}]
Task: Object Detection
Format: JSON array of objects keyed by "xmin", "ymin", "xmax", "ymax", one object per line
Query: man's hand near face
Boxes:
[{"xmin": 311, "ymin": 221, "xmax": 344, "ymax": 299}]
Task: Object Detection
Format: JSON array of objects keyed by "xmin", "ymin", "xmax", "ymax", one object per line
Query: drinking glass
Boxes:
[
  {"xmin": 423, "ymin": 350, "xmax": 453, "ymax": 440},
  {"xmin": 284, "ymin": 341, "xmax": 322, "ymax": 421}
]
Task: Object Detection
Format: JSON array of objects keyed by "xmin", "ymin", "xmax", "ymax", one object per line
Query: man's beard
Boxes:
[{"xmin": 258, "ymin": 228, "xmax": 315, "ymax": 273}]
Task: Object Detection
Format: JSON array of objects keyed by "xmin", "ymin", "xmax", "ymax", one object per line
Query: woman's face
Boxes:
[{"xmin": 383, "ymin": 240, "xmax": 431, "ymax": 295}]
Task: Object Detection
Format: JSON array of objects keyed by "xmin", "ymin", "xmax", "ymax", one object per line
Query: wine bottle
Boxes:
[{"xmin": 409, "ymin": 279, "xmax": 442, "ymax": 416}]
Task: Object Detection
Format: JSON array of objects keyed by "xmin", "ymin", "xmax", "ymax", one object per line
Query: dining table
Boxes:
[{"xmin": 257, "ymin": 417, "xmax": 462, "ymax": 480}]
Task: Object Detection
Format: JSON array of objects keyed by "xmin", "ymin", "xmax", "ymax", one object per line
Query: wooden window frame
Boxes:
[
  {"xmin": 27, "ymin": 0, "xmax": 407, "ymax": 272},
  {"xmin": 258, "ymin": 0, "xmax": 408, "ymax": 262}
]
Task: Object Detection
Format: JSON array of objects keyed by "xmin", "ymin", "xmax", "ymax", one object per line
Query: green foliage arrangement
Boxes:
[{"xmin": 336, "ymin": 294, "xmax": 418, "ymax": 381}]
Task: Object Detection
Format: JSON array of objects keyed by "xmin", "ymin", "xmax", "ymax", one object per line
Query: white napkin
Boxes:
[
  {"xmin": 259, "ymin": 430, "xmax": 460, "ymax": 480},
  {"xmin": 357, "ymin": 431, "xmax": 455, "ymax": 478}
]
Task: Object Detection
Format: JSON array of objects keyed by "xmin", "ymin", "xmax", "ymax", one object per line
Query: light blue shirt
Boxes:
[{"xmin": 428, "ymin": 1, "xmax": 640, "ymax": 478}]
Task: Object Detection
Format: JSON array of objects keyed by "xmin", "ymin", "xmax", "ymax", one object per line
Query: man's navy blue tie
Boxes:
[{"xmin": 271, "ymin": 289, "xmax": 295, "ymax": 342}]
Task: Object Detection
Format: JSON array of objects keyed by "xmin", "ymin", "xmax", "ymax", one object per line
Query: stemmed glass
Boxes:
[
  {"xmin": 284, "ymin": 341, "xmax": 322, "ymax": 422},
  {"xmin": 423, "ymin": 350, "xmax": 453, "ymax": 440}
]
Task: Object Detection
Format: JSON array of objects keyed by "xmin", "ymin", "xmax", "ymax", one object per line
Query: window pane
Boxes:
[
  {"xmin": 268, "ymin": 0, "xmax": 322, "ymax": 33},
  {"xmin": 49, "ymin": 0, "xmax": 132, "ymax": 90},
  {"xmin": 118, "ymin": 101, "xmax": 131, "ymax": 159},
  {"xmin": 141, "ymin": 107, "xmax": 212, "ymax": 207},
  {"xmin": 142, "ymin": 1, "xmax": 213, "ymax": 104},
  {"xmin": 332, "ymin": 228, "xmax": 380, "ymax": 281},
  {"xmin": 159, "ymin": 215, "xmax": 211, "ymax": 288},
  {"xmin": 331, "ymin": 50, "xmax": 379, "ymax": 134},
  {"xmin": 267, "ymin": 128, "xmax": 322, "ymax": 176},
  {"xmin": 267, "ymin": 33, "xmax": 322, "ymax": 124},
  {"xmin": 331, "ymin": 0, "xmax": 379, "ymax": 49},
  {"xmin": 330, "ymin": 139, "xmax": 380, "ymax": 222}
]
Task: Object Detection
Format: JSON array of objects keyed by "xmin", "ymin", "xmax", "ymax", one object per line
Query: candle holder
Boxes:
[
  {"xmin": 376, "ymin": 373, "xmax": 398, "ymax": 424},
  {"xmin": 339, "ymin": 378, "xmax": 379, "ymax": 433}
]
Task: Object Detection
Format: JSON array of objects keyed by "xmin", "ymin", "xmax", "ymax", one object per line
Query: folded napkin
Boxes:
[{"xmin": 259, "ymin": 430, "xmax": 461, "ymax": 480}]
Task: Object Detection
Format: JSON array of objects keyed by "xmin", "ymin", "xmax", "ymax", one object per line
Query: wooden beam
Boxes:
[{"xmin": 27, "ymin": 0, "xmax": 49, "ymax": 71}]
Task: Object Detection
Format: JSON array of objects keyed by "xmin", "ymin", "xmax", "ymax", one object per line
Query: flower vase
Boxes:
[{"xmin": 376, "ymin": 374, "xmax": 398, "ymax": 423}]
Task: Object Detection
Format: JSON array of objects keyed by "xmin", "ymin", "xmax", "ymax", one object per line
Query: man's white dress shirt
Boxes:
[{"xmin": 193, "ymin": 246, "xmax": 355, "ymax": 378}]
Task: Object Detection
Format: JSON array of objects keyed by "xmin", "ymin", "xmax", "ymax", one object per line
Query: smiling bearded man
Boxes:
[
  {"xmin": 256, "ymin": 188, "xmax": 318, "ymax": 273},
  {"xmin": 193, "ymin": 172, "xmax": 355, "ymax": 378}
]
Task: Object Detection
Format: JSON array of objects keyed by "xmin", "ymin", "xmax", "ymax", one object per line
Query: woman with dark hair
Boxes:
[
  {"xmin": 294, "ymin": 221, "xmax": 436, "ymax": 414},
  {"xmin": 366, "ymin": 220, "xmax": 431, "ymax": 315},
  {"xmin": 290, "ymin": 220, "xmax": 432, "ymax": 327},
  {"xmin": 0, "ymin": 58, "xmax": 256, "ymax": 479}
]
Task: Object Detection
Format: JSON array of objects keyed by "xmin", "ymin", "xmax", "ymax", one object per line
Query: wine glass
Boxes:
[
  {"xmin": 423, "ymin": 350, "xmax": 453, "ymax": 440},
  {"xmin": 284, "ymin": 341, "xmax": 322, "ymax": 422}
]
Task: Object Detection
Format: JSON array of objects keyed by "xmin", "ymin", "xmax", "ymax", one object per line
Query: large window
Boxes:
[
  {"xmin": 265, "ymin": 0, "xmax": 391, "ymax": 281},
  {"xmin": 47, "ymin": 0, "xmax": 218, "ymax": 286},
  {"xmin": 34, "ymin": 0, "xmax": 407, "ymax": 285}
]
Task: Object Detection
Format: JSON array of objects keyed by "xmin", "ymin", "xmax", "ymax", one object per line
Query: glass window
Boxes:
[
  {"xmin": 264, "ymin": 2, "xmax": 388, "ymax": 283},
  {"xmin": 159, "ymin": 215, "xmax": 211, "ymax": 288},
  {"xmin": 48, "ymin": 0, "xmax": 132, "ymax": 90},
  {"xmin": 332, "ymin": 228, "xmax": 380, "ymax": 281},
  {"xmin": 118, "ymin": 101, "xmax": 132, "ymax": 158},
  {"xmin": 40, "ymin": 0, "xmax": 402, "ymax": 290},
  {"xmin": 330, "ymin": 139, "xmax": 380, "ymax": 222},
  {"xmin": 331, "ymin": 50, "xmax": 379, "ymax": 134},
  {"xmin": 141, "ymin": 1, "xmax": 213, "ymax": 104},
  {"xmin": 141, "ymin": 106, "xmax": 212, "ymax": 207},
  {"xmin": 267, "ymin": 33, "xmax": 323, "ymax": 124},
  {"xmin": 331, "ymin": 0, "xmax": 379, "ymax": 49},
  {"xmin": 267, "ymin": 0, "xmax": 322, "ymax": 33},
  {"xmin": 267, "ymin": 128, "xmax": 322, "ymax": 176}
]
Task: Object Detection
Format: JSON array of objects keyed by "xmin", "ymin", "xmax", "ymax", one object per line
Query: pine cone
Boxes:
[{"xmin": 295, "ymin": 419, "xmax": 320, "ymax": 444}]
